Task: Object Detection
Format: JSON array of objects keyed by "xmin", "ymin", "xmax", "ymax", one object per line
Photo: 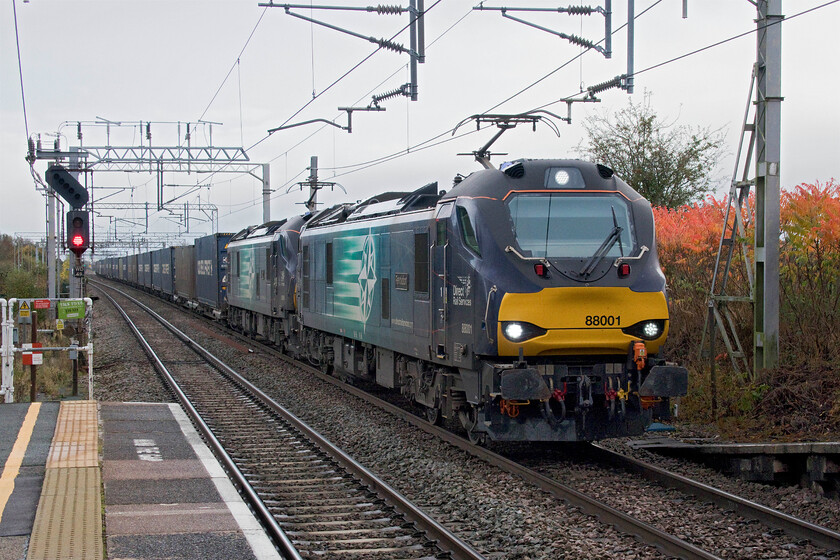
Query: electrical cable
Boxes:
[
  {"xmin": 192, "ymin": 1, "xmax": 839, "ymax": 220},
  {"xmin": 315, "ymin": 0, "xmax": 838, "ymax": 180},
  {"xmin": 197, "ymin": 7, "xmax": 269, "ymax": 123},
  {"xmin": 185, "ymin": 0, "xmax": 455, "ymax": 198},
  {"xmin": 532, "ymin": 0, "xmax": 840, "ymax": 115},
  {"xmin": 13, "ymin": 0, "xmax": 30, "ymax": 141},
  {"xmin": 483, "ymin": 0, "xmax": 665, "ymax": 115},
  {"xmin": 271, "ymin": 0, "xmax": 444, "ymax": 133}
]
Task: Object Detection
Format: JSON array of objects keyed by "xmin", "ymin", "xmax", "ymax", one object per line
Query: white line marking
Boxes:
[{"xmin": 168, "ymin": 404, "xmax": 282, "ymax": 560}]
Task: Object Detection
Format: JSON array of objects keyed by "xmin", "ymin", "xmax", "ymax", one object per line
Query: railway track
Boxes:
[
  {"xmin": 587, "ymin": 443, "xmax": 840, "ymax": 552},
  {"xmin": 93, "ymin": 278, "xmax": 840, "ymax": 559},
  {"xmin": 96, "ymin": 282, "xmax": 485, "ymax": 560}
]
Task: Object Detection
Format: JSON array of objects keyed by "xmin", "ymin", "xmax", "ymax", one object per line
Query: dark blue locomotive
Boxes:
[
  {"xmin": 96, "ymin": 159, "xmax": 687, "ymax": 443},
  {"xmin": 226, "ymin": 159, "xmax": 687, "ymax": 443}
]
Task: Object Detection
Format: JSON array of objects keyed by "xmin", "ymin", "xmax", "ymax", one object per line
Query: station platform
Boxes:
[
  {"xmin": 627, "ymin": 436, "xmax": 840, "ymax": 493},
  {"xmin": 0, "ymin": 401, "xmax": 282, "ymax": 560}
]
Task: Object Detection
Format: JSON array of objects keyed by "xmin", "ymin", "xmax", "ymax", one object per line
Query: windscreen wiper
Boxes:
[{"xmin": 579, "ymin": 225, "xmax": 622, "ymax": 278}]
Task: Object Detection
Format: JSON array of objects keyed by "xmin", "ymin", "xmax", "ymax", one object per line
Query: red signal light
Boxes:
[
  {"xmin": 618, "ymin": 263, "xmax": 631, "ymax": 278},
  {"xmin": 72, "ymin": 235, "xmax": 85, "ymax": 247}
]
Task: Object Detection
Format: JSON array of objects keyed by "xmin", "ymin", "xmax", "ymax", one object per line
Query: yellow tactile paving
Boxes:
[
  {"xmin": 28, "ymin": 467, "xmax": 103, "ymax": 560},
  {"xmin": 28, "ymin": 400, "xmax": 103, "ymax": 560},
  {"xmin": 46, "ymin": 400, "xmax": 98, "ymax": 469}
]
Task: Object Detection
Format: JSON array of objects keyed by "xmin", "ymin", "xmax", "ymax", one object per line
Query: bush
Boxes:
[{"xmin": 655, "ymin": 179, "xmax": 840, "ymax": 438}]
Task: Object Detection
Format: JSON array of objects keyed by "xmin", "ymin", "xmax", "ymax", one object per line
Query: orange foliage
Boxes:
[
  {"xmin": 653, "ymin": 178, "xmax": 840, "ymax": 368},
  {"xmin": 781, "ymin": 179, "xmax": 840, "ymax": 253}
]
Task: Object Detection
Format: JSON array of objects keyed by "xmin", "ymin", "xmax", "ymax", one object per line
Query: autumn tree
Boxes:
[{"xmin": 578, "ymin": 95, "xmax": 727, "ymax": 208}]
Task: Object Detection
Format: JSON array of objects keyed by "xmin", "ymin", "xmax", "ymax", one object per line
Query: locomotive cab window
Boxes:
[
  {"xmin": 435, "ymin": 202, "xmax": 454, "ymax": 247},
  {"xmin": 507, "ymin": 194, "xmax": 634, "ymax": 259},
  {"xmin": 456, "ymin": 206, "xmax": 481, "ymax": 257}
]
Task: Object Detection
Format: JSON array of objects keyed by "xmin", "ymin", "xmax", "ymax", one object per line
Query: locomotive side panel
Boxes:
[
  {"xmin": 228, "ymin": 238, "xmax": 273, "ymax": 318},
  {"xmin": 300, "ymin": 212, "xmax": 437, "ymax": 363}
]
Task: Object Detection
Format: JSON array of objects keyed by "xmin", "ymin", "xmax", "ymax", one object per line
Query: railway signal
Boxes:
[
  {"xmin": 66, "ymin": 210, "xmax": 90, "ymax": 256},
  {"xmin": 46, "ymin": 164, "xmax": 89, "ymax": 209}
]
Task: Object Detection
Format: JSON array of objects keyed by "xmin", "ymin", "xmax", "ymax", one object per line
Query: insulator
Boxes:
[
  {"xmin": 372, "ymin": 84, "xmax": 408, "ymax": 104},
  {"xmin": 566, "ymin": 5, "xmax": 594, "ymax": 15},
  {"xmin": 374, "ymin": 4, "xmax": 404, "ymax": 15},
  {"xmin": 587, "ymin": 75, "xmax": 623, "ymax": 95},
  {"xmin": 564, "ymin": 33, "xmax": 597, "ymax": 50},
  {"xmin": 375, "ymin": 37, "xmax": 406, "ymax": 53}
]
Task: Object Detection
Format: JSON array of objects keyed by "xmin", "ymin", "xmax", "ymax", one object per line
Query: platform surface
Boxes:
[
  {"xmin": 627, "ymin": 436, "xmax": 840, "ymax": 454},
  {"xmin": 0, "ymin": 402, "xmax": 59, "ymax": 543},
  {"xmin": 5, "ymin": 401, "xmax": 281, "ymax": 560}
]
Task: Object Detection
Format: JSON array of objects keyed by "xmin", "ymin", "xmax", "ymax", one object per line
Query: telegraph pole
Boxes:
[{"xmin": 754, "ymin": 0, "xmax": 782, "ymax": 372}]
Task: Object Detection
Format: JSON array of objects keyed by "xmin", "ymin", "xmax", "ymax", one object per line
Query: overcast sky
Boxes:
[{"xmin": 1, "ymin": 0, "xmax": 838, "ymax": 248}]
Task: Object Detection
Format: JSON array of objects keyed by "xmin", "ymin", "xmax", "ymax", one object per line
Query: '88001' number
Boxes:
[{"xmin": 585, "ymin": 315, "xmax": 620, "ymax": 326}]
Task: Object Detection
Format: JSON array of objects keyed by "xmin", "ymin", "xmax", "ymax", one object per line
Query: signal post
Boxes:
[{"xmin": 45, "ymin": 164, "xmax": 91, "ymax": 297}]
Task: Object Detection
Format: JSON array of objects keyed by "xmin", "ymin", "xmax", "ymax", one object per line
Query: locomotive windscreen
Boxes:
[{"xmin": 507, "ymin": 194, "xmax": 634, "ymax": 259}]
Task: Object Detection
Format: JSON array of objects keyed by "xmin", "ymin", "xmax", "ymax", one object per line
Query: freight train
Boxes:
[{"xmin": 95, "ymin": 159, "xmax": 688, "ymax": 443}]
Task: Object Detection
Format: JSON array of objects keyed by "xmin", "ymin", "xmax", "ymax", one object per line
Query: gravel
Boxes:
[
  {"xmin": 89, "ymin": 284, "xmax": 173, "ymax": 403},
  {"xmin": 91, "ymin": 279, "xmax": 840, "ymax": 559}
]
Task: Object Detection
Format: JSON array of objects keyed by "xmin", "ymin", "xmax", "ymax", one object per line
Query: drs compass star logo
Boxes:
[{"xmin": 358, "ymin": 234, "xmax": 377, "ymax": 323}]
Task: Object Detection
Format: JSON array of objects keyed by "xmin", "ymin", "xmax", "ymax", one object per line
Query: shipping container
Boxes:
[
  {"xmin": 127, "ymin": 254, "xmax": 139, "ymax": 285},
  {"xmin": 194, "ymin": 233, "xmax": 234, "ymax": 315},
  {"xmin": 173, "ymin": 245, "xmax": 196, "ymax": 302},
  {"xmin": 152, "ymin": 247, "xmax": 174, "ymax": 296},
  {"xmin": 139, "ymin": 251, "xmax": 152, "ymax": 289}
]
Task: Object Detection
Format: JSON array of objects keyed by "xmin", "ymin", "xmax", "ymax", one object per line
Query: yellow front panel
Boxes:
[{"xmin": 497, "ymin": 287, "xmax": 669, "ymax": 356}]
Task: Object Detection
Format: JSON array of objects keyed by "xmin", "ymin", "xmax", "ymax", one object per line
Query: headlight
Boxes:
[
  {"xmin": 622, "ymin": 320, "xmax": 666, "ymax": 341},
  {"xmin": 643, "ymin": 322, "xmax": 660, "ymax": 338},
  {"xmin": 502, "ymin": 321, "xmax": 547, "ymax": 342}
]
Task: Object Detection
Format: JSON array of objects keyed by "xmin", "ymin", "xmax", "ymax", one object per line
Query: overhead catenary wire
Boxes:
[
  {"xmin": 319, "ymin": 0, "xmax": 837, "ymax": 181},
  {"xmin": 177, "ymin": 1, "xmax": 838, "ymax": 223},
  {"xmin": 180, "ymin": 0, "xmax": 446, "ymax": 200},
  {"xmin": 270, "ymin": 0, "xmax": 444, "ymax": 133},
  {"xmin": 197, "ymin": 6, "xmax": 269, "ymax": 123},
  {"xmin": 265, "ymin": 3, "xmax": 476, "ymax": 166},
  {"xmin": 532, "ymin": 0, "xmax": 840, "ymax": 115},
  {"xmin": 13, "ymin": 0, "xmax": 30, "ymax": 141},
  {"xmin": 210, "ymin": 0, "xmax": 658, "ymax": 209}
]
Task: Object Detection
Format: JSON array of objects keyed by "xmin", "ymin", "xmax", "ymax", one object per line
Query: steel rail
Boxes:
[
  {"xmin": 94, "ymin": 276, "xmax": 840, "ymax": 557},
  {"xmin": 145, "ymin": 287, "xmax": 718, "ymax": 560},
  {"xmin": 94, "ymin": 281, "xmax": 485, "ymax": 560},
  {"xmin": 588, "ymin": 443, "xmax": 840, "ymax": 552},
  {"xmin": 288, "ymin": 362, "xmax": 722, "ymax": 560},
  {"xmin": 96, "ymin": 285, "xmax": 304, "ymax": 560}
]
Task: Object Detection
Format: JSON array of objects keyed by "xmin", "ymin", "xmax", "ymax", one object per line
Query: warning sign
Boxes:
[
  {"xmin": 22, "ymin": 343, "xmax": 43, "ymax": 366},
  {"xmin": 34, "ymin": 299, "xmax": 51, "ymax": 310},
  {"xmin": 56, "ymin": 319, "xmax": 65, "ymax": 331},
  {"xmin": 19, "ymin": 301, "xmax": 30, "ymax": 318}
]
